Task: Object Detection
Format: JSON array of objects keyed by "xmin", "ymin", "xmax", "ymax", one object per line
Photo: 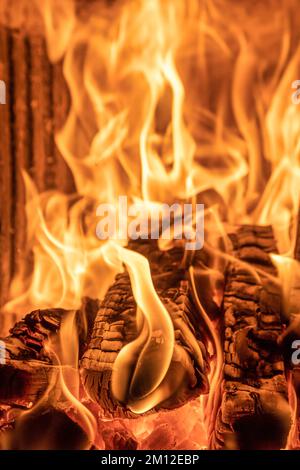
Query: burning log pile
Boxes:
[
  {"xmin": 1, "ymin": 0, "xmax": 300, "ymax": 451},
  {"xmin": 0, "ymin": 230, "xmax": 297, "ymax": 449}
]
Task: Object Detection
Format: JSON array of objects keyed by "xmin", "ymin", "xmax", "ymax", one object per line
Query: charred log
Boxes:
[
  {"xmin": 211, "ymin": 225, "xmax": 291, "ymax": 450},
  {"xmin": 81, "ymin": 240, "xmax": 211, "ymax": 418},
  {"xmin": 0, "ymin": 298, "xmax": 99, "ymax": 407}
]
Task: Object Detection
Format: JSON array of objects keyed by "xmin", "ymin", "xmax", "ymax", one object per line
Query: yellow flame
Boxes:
[{"xmin": 102, "ymin": 241, "xmax": 174, "ymax": 413}]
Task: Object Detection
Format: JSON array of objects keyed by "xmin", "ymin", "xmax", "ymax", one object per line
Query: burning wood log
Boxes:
[
  {"xmin": 81, "ymin": 240, "xmax": 211, "ymax": 418},
  {"xmin": 0, "ymin": 298, "xmax": 99, "ymax": 408},
  {"xmin": 211, "ymin": 225, "xmax": 291, "ymax": 450}
]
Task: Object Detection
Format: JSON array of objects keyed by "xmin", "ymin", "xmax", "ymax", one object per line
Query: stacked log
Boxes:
[
  {"xmin": 0, "ymin": 230, "xmax": 295, "ymax": 449},
  {"xmin": 211, "ymin": 225, "xmax": 291, "ymax": 450}
]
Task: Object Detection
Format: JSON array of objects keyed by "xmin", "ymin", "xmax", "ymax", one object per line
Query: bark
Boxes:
[
  {"xmin": 0, "ymin": 297, "xmax": 99, "ymax": 407},
  {"xmin": 81, "ymin": 240, "xmax": 211, "ymax": 418},
  {"xmin": 210, "ymin": 225, "xmax": 291, "ymax": 450}
]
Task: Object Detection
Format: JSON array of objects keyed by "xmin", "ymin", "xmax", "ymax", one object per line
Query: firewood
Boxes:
[
  {"xmin": 81, "ymin": 240, "xmax": 211, "ymax": 418},
  {"xmin": 0, "ymin": 9, "xmax": 73, "ymax": 309},
  {"xmin": 210, "ymin": 225, "xmax": 291, "ymax": 450},
  {"xmin": 0, "ymin": 297, "xmax": 99, "ymax": 408}
]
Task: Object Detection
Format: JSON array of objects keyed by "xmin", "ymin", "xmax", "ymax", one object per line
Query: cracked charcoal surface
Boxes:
[{"xmin": 211, "ymin": 225, "xmax": 291, "ymax": 450}]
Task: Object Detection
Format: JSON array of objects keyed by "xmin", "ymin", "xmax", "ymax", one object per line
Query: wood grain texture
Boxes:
[{"xmin": 210, "ymin": 225, "xmax": 291, "ymax": 450}]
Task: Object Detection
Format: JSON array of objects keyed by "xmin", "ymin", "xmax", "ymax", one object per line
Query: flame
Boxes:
[
  {"xmin": 102, "ymin": 242, "xmax": 174, "ymax": 413},
  {"xmin": 1, "ymin": 0, "xmax": 300, "ymax": 449},
  {"xmin": 6, "ymin": 0, "xmax": 300, "ymax": 314},
  {"xmin": 35, "ymin": 0, "xmax": 76, "ymax": 62}
]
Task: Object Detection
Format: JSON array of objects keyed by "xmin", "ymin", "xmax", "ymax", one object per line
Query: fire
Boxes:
[
  {"xmin": 1, "ymin": 0, "xmax": 300, "ymax": 450},
  {"xmin": 7, "ymin": 0, "xmax": 299, "ymax": 314},
  {"xmin": 101, "ymin": 242, "xmax": 174, "ymax": 413}
]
